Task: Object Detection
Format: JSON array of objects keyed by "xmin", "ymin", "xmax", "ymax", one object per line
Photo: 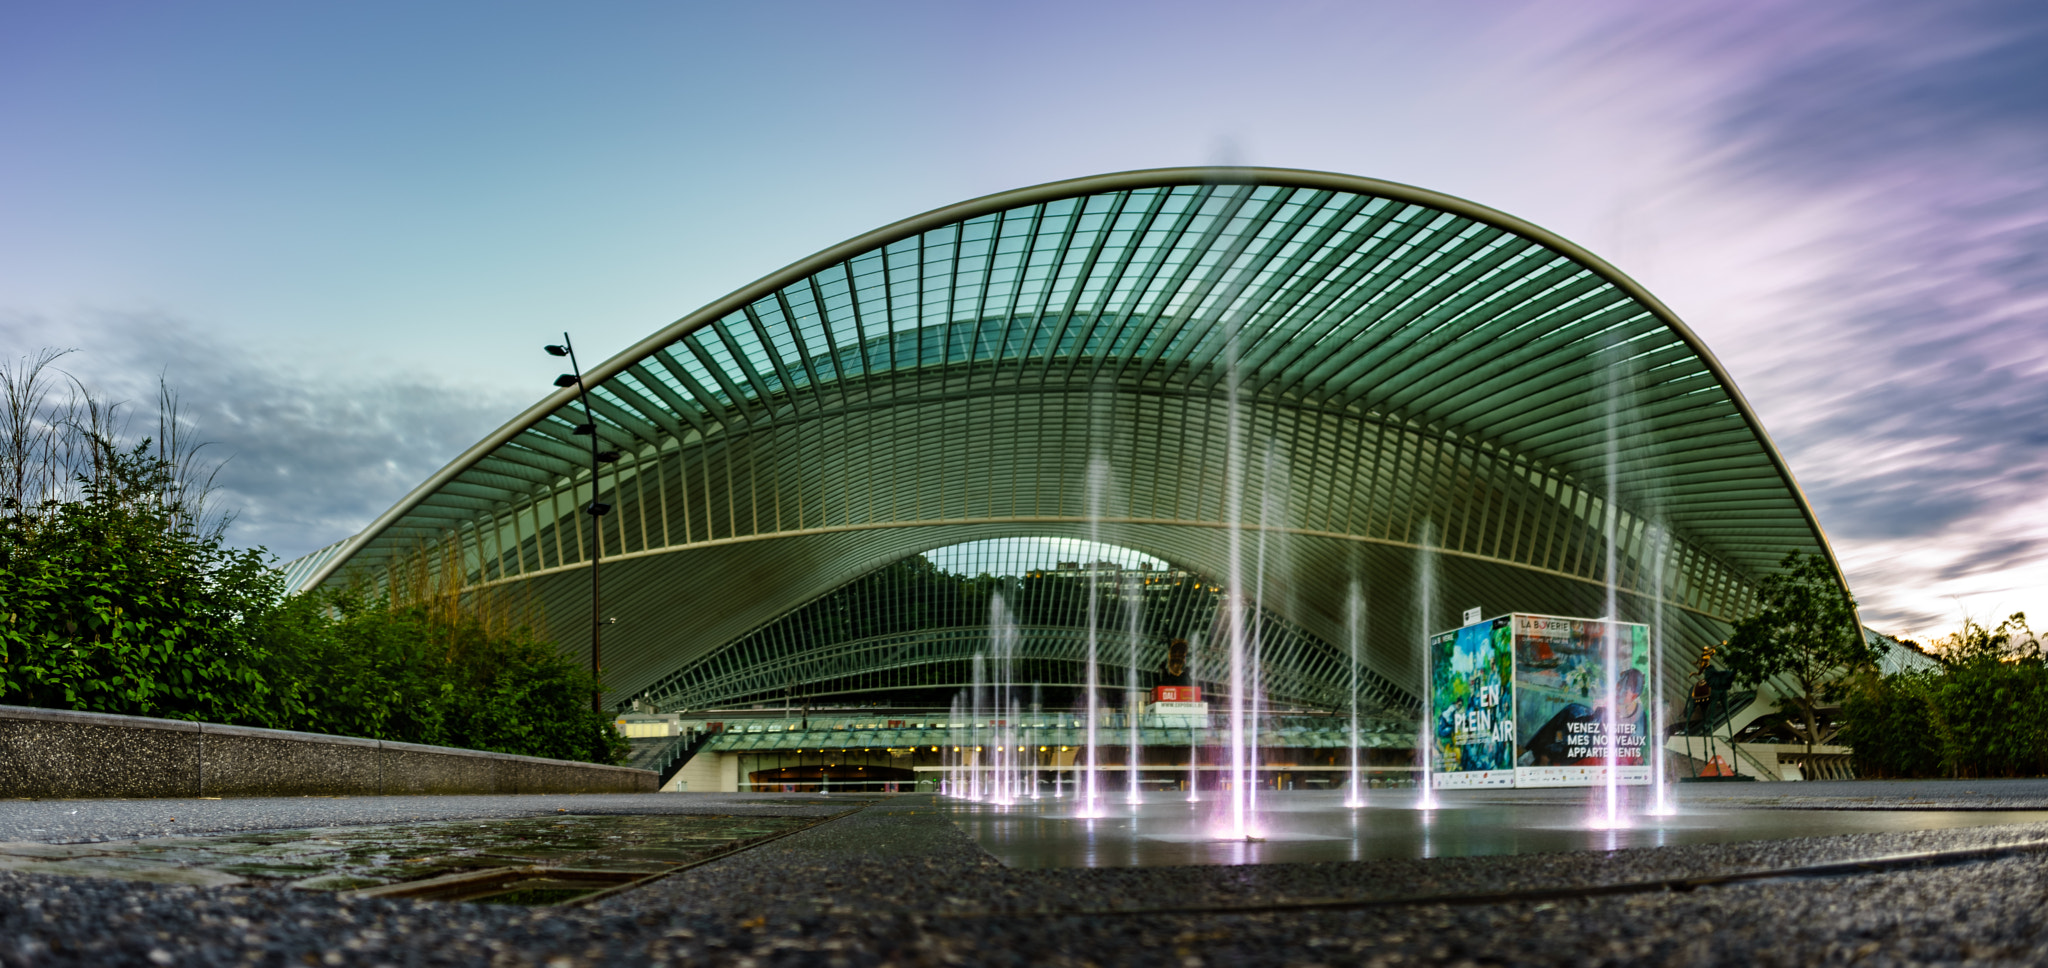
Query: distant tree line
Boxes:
[
  {"xmin": 0, "ymin": 350, "xmax": 626, "ymax": 764},
  {"xmin": 1840, "ymin": 613, "xmax": 2045, "ymax": 778},
  {"xmin": 1716, "ymin": 550, "xmax": 2047, "ymax": 779}
]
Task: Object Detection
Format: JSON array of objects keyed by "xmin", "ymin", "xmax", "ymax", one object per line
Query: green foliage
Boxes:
[
  {"xmin": 0, "ymin": 432, "xmax": 625, "ymax": 765},
  {"xmin": 1838, "ymin": 669, "xmax": 1943, "ymax": 777},
  {"xmin": 1722, "ymin": 551, "xmax": 1877, "ymax": 757},
  {"xmin": 261, "ymin": 591, "xmax": 631, "ymax": 764},
  {"xmin": 1840, "ymin": 614, "xmax": 2048, "ymax": 778},
  {"xmin": 1, "ymin": 440, "xmax": 290, "ymax": 725}
]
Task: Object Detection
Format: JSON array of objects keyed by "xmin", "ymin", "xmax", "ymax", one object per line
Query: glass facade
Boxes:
[
  {"xmin": 295, "ymin": 170, "xmax": 1842, "ymax": 718},
  {"xmin": 638, "ymin": 537, "xmax": 1409, "ymax": 715}
]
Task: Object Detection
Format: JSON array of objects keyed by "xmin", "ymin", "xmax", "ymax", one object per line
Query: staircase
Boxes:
[{"xmin": 629, "ymin": 730, "xmax": 718, "ymax": 789}]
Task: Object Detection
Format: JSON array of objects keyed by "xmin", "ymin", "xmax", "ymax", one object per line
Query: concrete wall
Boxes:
[
  {"xmin": 719, "ymin": 752, "xmax": 740, "ymax": 792},
  {"xmin": 0, "ymin": 705, "xmax": 656, "ymax": 799},
  {"xmin": 665, "ymin": 750, "xmax": 726, "ymax": 792}
]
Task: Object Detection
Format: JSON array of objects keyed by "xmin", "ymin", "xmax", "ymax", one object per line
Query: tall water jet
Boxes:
[
  {"xmin": 989, "ymin": 590, "xmax": 1023, "ymax": 805},
  {"xmin": 1597, "ymin": 355, "xmax": 1625, "ymax": 830},
  {"xmin": 1647, "ymin": 524, "xmax": 1674, "ymax": 815},
  {"xmin": 1124, "ymin": 571, "xmax": 1144, "ymax": 805},
  {"xmin": 1248, "ymin": 613, "xmax": 1264, "ymax": 817},
  {"xmin": 1082, "ymin": 457, "xmax": 1109, "ymax": 816},
  {"xmin": 1187, "ymin": 632, "xmax": 1203, "ymax": 803},
  {"xmin": 971, "ymin": 654, "xmax": 987, "ymax": 801},
  {"xmin": 947, "ymin": 693, "xmax": 964, "ymax": 798},
  {"xmin": 1031, "ymin": 681, "xmax": 1044, "ymax": 800},
  {"xmin": 1416, "ymin": 521, "xmax": 1439, "ymax": 809},
  {"xmin": 1345, "ymin": 579, "xmax": 1367, "ymax": 808},
  {"xmin": 1244, "ymin": 446, "xmax": 1279, "ymax": 822},
  {"xmin": 1223, "ymin": 587, "xmax": 1250, "ymax": 833},
  {"xmin": 1212, "ymin": 278, "xmax": 1261, "ymax": 839}
]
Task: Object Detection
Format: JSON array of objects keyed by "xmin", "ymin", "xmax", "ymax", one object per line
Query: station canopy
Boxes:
[{"xmin": 292, "ymin": 168, "xmax": 1842, "ymax": 714}]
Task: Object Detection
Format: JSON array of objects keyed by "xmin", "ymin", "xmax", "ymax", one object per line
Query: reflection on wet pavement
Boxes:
[
  {"xmin": 952, "ymin": 791, "xmax": 2048, "ymax": 869},
  {"xmin": 0, "ymin": 812, "xmax": 850, "ymax": 903}
]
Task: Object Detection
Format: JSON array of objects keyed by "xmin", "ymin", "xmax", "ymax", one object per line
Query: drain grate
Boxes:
[{"xmin": 349, "ymin": 866, "xmax": 654, "ymax": 905}]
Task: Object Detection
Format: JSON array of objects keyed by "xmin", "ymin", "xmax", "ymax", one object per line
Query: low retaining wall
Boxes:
[{"xmin": 0, "ymin": 705, "xmax": 657, "ymax": 799}]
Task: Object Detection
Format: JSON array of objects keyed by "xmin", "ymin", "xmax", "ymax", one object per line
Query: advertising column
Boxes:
[
  {"xmin": 1429, "ymin": 616, "xmax": 1517, "ymax": 788},
  {"xmin": 1511, "ymin": 614, "xmax": 1651, "ymax": 787}
]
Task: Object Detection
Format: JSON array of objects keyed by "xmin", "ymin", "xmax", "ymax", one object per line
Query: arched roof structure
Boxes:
[{"xmin": 297, "ymin": 167, "xmax": 1842, "ymax": 712}]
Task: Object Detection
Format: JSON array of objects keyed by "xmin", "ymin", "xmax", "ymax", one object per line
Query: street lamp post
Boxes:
[{"xmin": 546, "ymin": 335, "xmax": 620, "ymax": 714}]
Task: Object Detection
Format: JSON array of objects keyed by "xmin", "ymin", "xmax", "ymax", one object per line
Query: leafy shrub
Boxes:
[
  {"xmin": 1840, "ymin": 615, "xmax": 2048, "ymax": 778},
  {"xmin": 0, "ymin": 353, "xmax": 624, "ymax": 764},
  {"xmin": 1839, "ymin": 669, "xmax": 1942, "ymax": 778}
]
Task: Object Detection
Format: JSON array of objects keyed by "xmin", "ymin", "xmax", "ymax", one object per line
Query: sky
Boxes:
[{"xmin": 2, "ymin": 0, "xmax": 2043, "ymax": 642}]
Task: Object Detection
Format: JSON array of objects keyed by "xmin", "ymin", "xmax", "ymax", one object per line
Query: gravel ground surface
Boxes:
[{"xmin": 5, "ymin": 784, "xmax": 2048, "ymax": 966}]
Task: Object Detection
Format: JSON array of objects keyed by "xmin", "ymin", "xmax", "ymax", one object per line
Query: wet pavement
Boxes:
[
  {"xmin": 0, "ymin": 812, "xmax": 842, "ymax": 901},
  {"xmin": 8, "ymin": 787, "xmax": 2048, "ymax": 964},
  {"xmin": 0, "ymin": 791, "xmax": 865, "ymax": 844},
  {"xmin": 950, "ymin": 788, "xmax": 2048, "ymax": 868}
]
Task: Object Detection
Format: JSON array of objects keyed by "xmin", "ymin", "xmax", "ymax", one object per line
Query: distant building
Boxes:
[{"xmin": 285, "ymin": 168, "xmax": 1842, "ymax": 756}]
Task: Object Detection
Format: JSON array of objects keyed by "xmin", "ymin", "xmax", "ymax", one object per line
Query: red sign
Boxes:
[{"xmin": 1152, "ymin": 685, "xmax": 1201, "ymax": 703}]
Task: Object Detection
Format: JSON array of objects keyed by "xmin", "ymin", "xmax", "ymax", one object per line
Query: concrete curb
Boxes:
[{"xmin": 0, "ymin": 705, "xmax": 655, "ymax": 799}]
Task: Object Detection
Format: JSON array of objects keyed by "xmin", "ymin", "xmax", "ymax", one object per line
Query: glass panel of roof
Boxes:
[{"xmin": 920, "ymin": 536, "xmax": 1168, "ymax": 576}]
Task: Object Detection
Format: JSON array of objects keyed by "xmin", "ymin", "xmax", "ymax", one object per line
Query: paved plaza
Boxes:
[{"xmin": 3, "ymin": 782, "xmax": 2048, "ymax": 965}]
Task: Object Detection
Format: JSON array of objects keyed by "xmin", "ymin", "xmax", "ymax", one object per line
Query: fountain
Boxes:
[
  {"xmin": 1184, "ymin": 634, "xmax": 1201, "ymax": 803},
  {"xmin": 1647, "ymin": 524, "xmax": 1675, "ymax": 816},
  {"xmin": 1595, "ymin": 349, "xmax": 1629, "ymax": 830},
  {"xmin": 989, "ymin": 591, "xmax": 1025, "ymax": 805},
  {"xmin": 1219, "ymin": 311, "xmax": 1256, "ymax": 839},
  {"xmin": 1124, "ymin": 572, "xmax": 1144, "ymax": 806},
  {"xmin": 1032, "ymin": 681, "xmax": 1044, "ymax": 800},
  {"xmin": 1242, "ymin": 445, "xmax": 1288, "ymax": 824},
  {"xmin": 948, "ymin": 694, "xmax": 965, "ymax": 799},
  {"xmin": 1081, "ymin": 458, "xmax": 1110, "ymax": 817},
  {"xmin": 1345, "ymin": 580, "xmax": 1367, "ymax": 809},
  {"xmin": 972, "ymin": 653, "xmax": 989, "ymax": 802},
  {"xmin": 1415, "ymin": 521, "xmax": 1439, "ymax": 810}
]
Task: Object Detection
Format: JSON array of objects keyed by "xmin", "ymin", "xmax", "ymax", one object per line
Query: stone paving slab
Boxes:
[{"xmin": 0, "ymin": 808, "xmax": 847, "ymax": 902}]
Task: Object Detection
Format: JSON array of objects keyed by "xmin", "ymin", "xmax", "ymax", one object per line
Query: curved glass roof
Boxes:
[
  {"xmin": 642, "ymin": 536, "xmax": 1409, "ymax": 715},
  {"xmin": 296, "ymin": 168, "xmax": 1841, "ymax": 709}
]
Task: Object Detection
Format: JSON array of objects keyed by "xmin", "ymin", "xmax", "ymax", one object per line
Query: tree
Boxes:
[
  {"xmin": 1925, "ymin": 613, "xmax": 2044, "ymax": 777},
  {"xmin": 1722, "ymin": 551, "xmax": 1880, "ymax": 775}
]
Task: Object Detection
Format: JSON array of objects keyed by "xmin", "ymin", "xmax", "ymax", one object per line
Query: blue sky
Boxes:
[{"xmin": 4, "ymin": 1, "xmax": 2043, "ymax": 641}]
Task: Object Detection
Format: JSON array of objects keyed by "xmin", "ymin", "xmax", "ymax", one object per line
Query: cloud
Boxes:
[
  {"xmin": 0, "ymin": 310, "xmax": 528, "ymax": 563},
  {"xmin": 1528, "ymin": 1, "xmax": 2048, "ymax": 638},
  {"xmin": 1697, "ymin": 3, "xmax": 2048, "ymax": 636}
]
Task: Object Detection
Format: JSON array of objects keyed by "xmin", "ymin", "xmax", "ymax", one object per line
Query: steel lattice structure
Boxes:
[
  {"xmin": 294, "ymin": 168, "xmax": 1843, "ymax": 713},
  {"xmin": 640, "ymin": 537, "xmax": 1413, "ymax": 714}
]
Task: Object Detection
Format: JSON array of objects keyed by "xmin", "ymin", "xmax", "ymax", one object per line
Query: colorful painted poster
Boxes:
[
  {"xmin": 1511, "ymin": 613, "xmax": 1651, "ymax": 787},
  {"xmin": 1429, "ymin": 616, "xmax": 1516, "ymax": 788}
]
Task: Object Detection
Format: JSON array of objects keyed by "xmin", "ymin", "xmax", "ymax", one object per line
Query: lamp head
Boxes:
[
  {"xmin": 545, "ymin": 344, "xmax": 570, "ymax": 357},
  {"xmin": 554, "ymin": 374, "xmax": 580, "ymax": 388}
]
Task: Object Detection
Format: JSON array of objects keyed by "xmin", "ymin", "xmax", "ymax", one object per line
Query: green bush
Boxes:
[
  {"xmin": 1839, "ymin": 669, "xmax": 1943, "ymax": 778},
  {"xmin": 1840, "ymin": 615, "xmax": 2048, "ymax": 778},
  {"xmin": 0, "ymin": 434, "xmax": 625, "ymax": 765},
  {"xmin": 260, "ymin": 590, "xmax": 629, "ymax": 764},
  {"xmin": 1, "ymin": 441, "xmax": 291, "ymax": 726}
]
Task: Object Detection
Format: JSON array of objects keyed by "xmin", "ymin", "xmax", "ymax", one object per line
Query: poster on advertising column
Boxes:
[
  {"xmin": 1429, "ymin": 615, "xmax": 1516, "ymax": 788},
  {"xmin": 1511, "ymin": 613, "xmax": 1651, "ymax": 788}
]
